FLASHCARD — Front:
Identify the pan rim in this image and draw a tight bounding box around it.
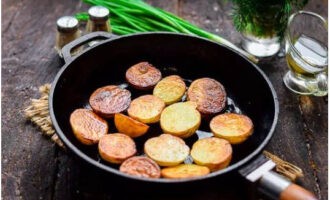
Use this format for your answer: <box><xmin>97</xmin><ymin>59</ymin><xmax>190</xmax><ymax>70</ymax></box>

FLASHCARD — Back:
<box><xmin>49</xmin><ymin>32</ymin><xmax>279</xmax><ymax>183</ymax></box>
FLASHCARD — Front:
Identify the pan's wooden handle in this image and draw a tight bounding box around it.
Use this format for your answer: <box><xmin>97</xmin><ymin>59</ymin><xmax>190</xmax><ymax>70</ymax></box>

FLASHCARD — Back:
<box><xmin>280</xmin><ymin>183</ymin><xmax>317</xmax><ymax>200</ymax></box>
<box><xmin>258</xmin><ymin>171</ymin><xmax>318</xmax><ymax>200</ymax></box>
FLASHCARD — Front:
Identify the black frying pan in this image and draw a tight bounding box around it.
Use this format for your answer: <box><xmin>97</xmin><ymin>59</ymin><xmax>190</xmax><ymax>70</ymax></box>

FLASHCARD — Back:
<box><xmin>49</xmin><ymin>32</ymin><xmax>316</xmax><ymax>199</ymax></box>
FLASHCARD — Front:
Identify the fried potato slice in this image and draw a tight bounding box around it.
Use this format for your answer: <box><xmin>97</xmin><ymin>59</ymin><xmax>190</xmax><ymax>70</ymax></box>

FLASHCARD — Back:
<box><xmin>89</xmin><ymin>85</ymin><xmax>131</xmax><ymax>118</ymax></box>
<box><xmin>120</xmin><ymin>156</ymin><xmax>161</xmax><ymax>178</ymax></box>
<box><xmin>70</xmin><ymin>109</ymin><xmax>108</xmax><ymax>145</ymax></box>
<box><xmin>127</xmin><ymin>95</ymin><xmax>165</xmax><ymax>124</ymax></box>
<box><xmin>187</xmin><ymin>78</ymin><xmax>226</xmax><ymax>115</ymax></box>
<box><xmin>144</xmin><ymin>134</ymin><xmax>190</xmax><ymax>167</ymax></box>
<box><xmin>210</xmin><ymin>113</ymin><xmax>253</xmax><ymax>144</ymax></box>
<box><xmin>153</xmin><ymin>75</ymin><xmax>186</xmax><ymax>105</ymax></box>
<box><xmin>98</xmin><ymin>133</ymin><xmax>137</xmax><ymax>164</ymax></box>
<box><xmin>114</xmin><ymin>113</ymin><xmax>149</xmax><ymax>138</ymax></box>
<box><xmin>191</xmin><ymin>137</ymin><xmax>232</xmax><ymax>171</ymax></box>
<box><xmin>160</xmin><ymin>101</ymin><xmax>201</xmax><ymax>138</ymax></box>
<box><xmin>161</xmin><ymin>164</ymin><xmax>210</xmax><ymax>179</ymax></box>
<box><xmin>125</xmin><ymin>62</ymin><xmax>162</xmax><ymax>90</ymax></box>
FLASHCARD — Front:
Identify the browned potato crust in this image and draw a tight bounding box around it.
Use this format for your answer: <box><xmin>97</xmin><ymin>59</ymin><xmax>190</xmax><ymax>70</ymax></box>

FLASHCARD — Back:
<box><xmin>126</xmin><ymin>62</ymin><xmax>162</xmax><ymax>90</ymax></box>
<box><xmin>120</xmin><ymin>156</ymin><xmax>161</xmax><ymax>178</ymax></box>
<box><xmin>153</xmin><ymin>75</ymin><xmax>186</xmax><ymax>105</ymax></box>
<box><xmin>98</xmin><ymin>133</ymin><xmax>137</xmax><ymax>164</ymax></box>
<box><xmin>127</xmin><ymin>95</ymin><xmax>165</xmax><ymax>124</ymax></box>
<box><xmin>161</xmin><ymin>164</ymin><xmax>210</xmax><ymax>179</ymax></box>
<box><xmin>191</xmin><ymin>137</ymin><xmax>232</xmax><ymax>171</ymax></box>
<box><xmin>187</xmin><ymin>78</ymin><xmax>226</xmax><ymax>115</ymax></box>
<box><xmin>89</xmin><ymin>85</ymin><xmax>131</xmax><ymax>118</ymax></box>
<box><xmin>114</xmin><ymin>113</ymin><xmax>149</xmax><ymax>138</ymax></box>
<box><xmin>210</xmin><ymin>113</ymin><xmax>253</xmax><ymax>144</ymax></box>
<box><xmin>70</xmin><ymin>109</ymin><xmax>108</xmax><ymax>145</ymax></box>
<box><xmin>144</xmin><ymin>134</ymin><xmax>190</xmax><ymax>167</ymax></box>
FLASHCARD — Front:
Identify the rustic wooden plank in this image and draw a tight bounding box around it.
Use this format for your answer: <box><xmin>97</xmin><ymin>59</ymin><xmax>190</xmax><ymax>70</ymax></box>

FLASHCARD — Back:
<box><xmin>262</xmin><ymin>62</ymin><xmax>328</xmax><ymax>200</ymax></box>
<box><xmin>2</xmin><ymin>0</ymin><xmax>87</xmax><ymax>199</ymax></box>
<box><xmin>180</xmin><ymin>0</ymin><xmax>241</xmax><ymax>45</ymax></box>
<box><xmin>298</xmin><ymin>3</ymin><xmax>328</xmax><ymax>200</ymax></box>
<box><xmin>295</xmin><ymin>3</ymin><xmax>328</xmax><ymax>197</ymax></box>
<box><xmin>299</xmin><ymin>95</ymin><xmax>328</xmax><ymax>200</ymax></box>
<box><xmin>262</xmin><ymin>1</ymin><xmax>328</xmax><ymax>199</ymax></box>
<box><xmin>179</xmin><ymin>0</ymin><xmax>327</xmax><ymax>199</ymax></box>
<box><xmin>2</xmin><ymin>0</ymin><xmax>56</xmax><ymax>199</ymax></box>
<box><xmin>259</xmin><ymin>57</ymin><xmax>319</xmax><ymax>197</ymax></box>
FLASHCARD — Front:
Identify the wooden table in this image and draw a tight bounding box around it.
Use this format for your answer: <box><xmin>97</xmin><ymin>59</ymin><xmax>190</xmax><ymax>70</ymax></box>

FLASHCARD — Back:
<box><xmin>2</xmin><ymin>0</ymin><xmax>328</xmax><ymax>199</ymax></box>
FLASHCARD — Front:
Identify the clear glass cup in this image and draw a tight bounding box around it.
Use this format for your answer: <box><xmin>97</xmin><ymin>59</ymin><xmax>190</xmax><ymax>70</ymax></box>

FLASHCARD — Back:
<box><xmin>238</xmin><ymin>4</ymin><xmax>283</xmax><ymax>57</ymax></box>
<box><xmin>283</xmin><ymin>11</ymin><xmax>328</xmax><ymax>96</ymax></box>
<box><xmin>241</xmin><ymin>34</ymin><xmax>280</xmax><ymax>58</ymax></box>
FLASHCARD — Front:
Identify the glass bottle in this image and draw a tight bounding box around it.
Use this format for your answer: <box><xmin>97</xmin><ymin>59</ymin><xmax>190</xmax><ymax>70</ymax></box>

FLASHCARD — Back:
<box><xmin>86</xmin><ymin>6</ymin><xmax>111</xmax><ymax>33</ymax></box>
<box><xmin>238</xmin><ymin>4</ymin><xmax>282</xmax><ymax>57</ymax></box>
<box><xmin>55</xmin><ymin>16</ymin><xmax>81</xmax><ymax>57</ymax></box>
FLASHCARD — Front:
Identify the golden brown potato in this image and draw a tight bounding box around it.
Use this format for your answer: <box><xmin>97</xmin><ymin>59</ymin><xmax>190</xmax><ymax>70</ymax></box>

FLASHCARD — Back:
<box><xmin>187</xmin><ymin>78</ymin><xmax>226</xmax><ymax>115</ymax></box>
<box><xmin>119</xmin><ymin>156</ymin><xmax>161</xmax><ymax>178</ymax></box>
<box><xmin>114</xmin><ymin>113</ymin><xmax>149</xmax><ymax>138</ymax></box>
<box><xmin>70</xmin><ymin>109</ymin><xmax>108</xmax><ymax>145</ymax></box>
<box><xmin>160</xmin><ymin>101</ymin><xmax>201</xmax><ymax>138</ymax></box>
<box><xmin>89</xmin><ymin>85</ymin><xmax>131</xmax><ymax>118</ymax></box>
<box><xmin>144</xmin><ymin>134</ymin><xmax>190</xmax><ymax>167</ymax></box>
<box><xmin>98</xmin><ymin>133</ymin><xmax>137</xmax><ymax>164</ymax></box>
<box><xmin>210</xmin><ymin>113</ymin><xmax>253</xmax><ymax>144</ymax></box>
<box><xmin>161</xmin><ymin>164</ymin><xmax>210</xmax><ymax>179</ymax></box>
<box><xmin>153</xmin><ymin>75</ymin><xmax>186</xmax><ymax>105</ymax></box>
<box><xmin>191</xmin><ymin>137</ymin><xmax>232</xmax><ymax>171</ymax></box>
<box><xmin>127</xmin><ymin>95</ymin><xmax>165</xmax><ymax>124</ymax></box>
<box><xmin>125</xmin><ymin>62</ymin><xmax>162</xmax><ymax>90</ymax></box>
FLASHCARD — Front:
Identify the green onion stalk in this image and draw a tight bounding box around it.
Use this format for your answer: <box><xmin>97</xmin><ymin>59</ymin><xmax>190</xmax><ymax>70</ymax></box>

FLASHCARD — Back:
<box><xmin>76</xmin><ymin>0</ymin><xmax>259</xmax><ymax>63</ymax></box>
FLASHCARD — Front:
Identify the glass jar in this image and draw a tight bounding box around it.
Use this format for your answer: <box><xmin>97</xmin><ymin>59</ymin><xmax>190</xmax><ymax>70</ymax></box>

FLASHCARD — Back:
<box><xmin>233</xmin><ymin>3</ymin><xmax>286</xmax><ymax>57</ymax></box>
<box><xmin>55</xmin><ymin>16</ymin><xmax>81</xmax><ymax>57</ymax></box>
<box><xmin>86</xmin><ymin>6</ymin><xmax>111</xmax><ymax>33</ymax></box>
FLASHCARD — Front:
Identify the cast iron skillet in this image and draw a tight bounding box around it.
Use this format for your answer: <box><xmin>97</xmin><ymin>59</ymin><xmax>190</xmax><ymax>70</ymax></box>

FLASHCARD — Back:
<box><xmin>49</xmin><ymin>32</ymin><xmax>316</xmax><ymax>199</ymax></box>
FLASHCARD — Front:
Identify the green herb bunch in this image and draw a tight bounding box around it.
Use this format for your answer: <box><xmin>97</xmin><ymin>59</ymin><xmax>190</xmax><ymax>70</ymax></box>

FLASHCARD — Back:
<box><xmin>232</xmin><ymin>0</ymin><xmax>308</xmax><ymax>38</ymax></box>
<box><xmin>76</xmin><ymin>0</ymin><xmax>259</xmax><ymax>63</ymax></box>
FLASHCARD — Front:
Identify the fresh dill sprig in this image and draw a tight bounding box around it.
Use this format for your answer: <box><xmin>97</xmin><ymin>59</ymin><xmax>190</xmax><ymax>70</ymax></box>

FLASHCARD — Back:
<box><xmin>231</xmin><ymin>0</ymin><xmax>308</xmax><ymax>38</ymax></box>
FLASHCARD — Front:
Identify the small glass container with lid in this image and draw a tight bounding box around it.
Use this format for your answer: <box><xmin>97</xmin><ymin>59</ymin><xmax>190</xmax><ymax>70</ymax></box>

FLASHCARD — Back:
<box><xmin>55</xmin><ymin>16</ymin><xmax>81</xmax><ymax>57</ymax></box>
<box><xmin>86</xmin><ymin>6</ymin><xmax>112</xmax><ymax>33</ymax></box>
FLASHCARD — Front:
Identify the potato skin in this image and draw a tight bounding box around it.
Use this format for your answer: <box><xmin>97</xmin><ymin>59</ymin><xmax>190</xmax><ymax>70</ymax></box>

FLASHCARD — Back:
<box><xmin>98</xmin><ymin>133</ymin><xmax>137</xmax><ymax>164</ymax></box>
<box><xmin>144</xmin><ymin>134</ymin><xmax>190</xmax><ymax>167</ymax></box>
<box><xmin>114</xmin><ymin>113</ymin><xmax>149</xmax><ymax>138</ymax></box>
<box><xmin>160</xmin><ymin>101</ymin><xmax>201</xmax><ymax>138</ymax></box>
<box><xmin>126</xmin><ymin>62</ymin><xmax>162</xmax><ymax>90</ymax></box>
<box><xmin>70</xmin><ymin>109</ymin><xmax>108</xmax><ymax>145</ymax></box>
<box><xmin>153</xmin><ymin>75</ymin><xmax>186</xmax><ymax>105</ymax></box>
<box><xmin>210</xmin><ymin>113</ymin><xmax>253</xmax><ymax>144</ymax></box>
<box><xmin>161</xmin><ymin>164</ymin><xmax>210</xmax><ymax>179</ymax></box>
<box><xmin>89</xmin><ymin>85</ymin><xmax>131</xmax><ymax>118</ymax></box>
<box><xmin>127</xmin><ymin>95</ymin><xmax>165</xmax><ymax>124</ymax></box>
<box><xmin>187</xmin><ymin>78</ymin><xmax>226</xmax><ymax>115</ymax></box>
<box><xmin>120</xmin><ymin>156</ymin><xmax>161</xmax><ymax>178</ymax></box>
<box><xmin>191</xmin><ymin>137</ymin><xmax>232</xmax><ymax>171</ymax></box>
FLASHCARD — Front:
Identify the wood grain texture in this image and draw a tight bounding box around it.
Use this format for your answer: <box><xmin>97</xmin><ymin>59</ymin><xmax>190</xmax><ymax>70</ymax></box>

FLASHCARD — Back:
<box><xmin>2</xmin><ymin>0</ymin><xmax>87</xmax><ymax>199</ymax></box>
<box><xmin>2</xmin><ymin>0</ymin><xmax>327</xmax><ymax>199</ymax></box>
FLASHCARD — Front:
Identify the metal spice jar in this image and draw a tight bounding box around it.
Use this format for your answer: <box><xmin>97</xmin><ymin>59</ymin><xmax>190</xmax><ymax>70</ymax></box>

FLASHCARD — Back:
<box><xmin>86</xmin><ymin>6</ymin><xmax>111</xmax><ymax>33</ymax></box>
<box><xmin>55</xmin><ymin>16</ymin><xmax>81</xmax><ymax>57</ymax></box>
